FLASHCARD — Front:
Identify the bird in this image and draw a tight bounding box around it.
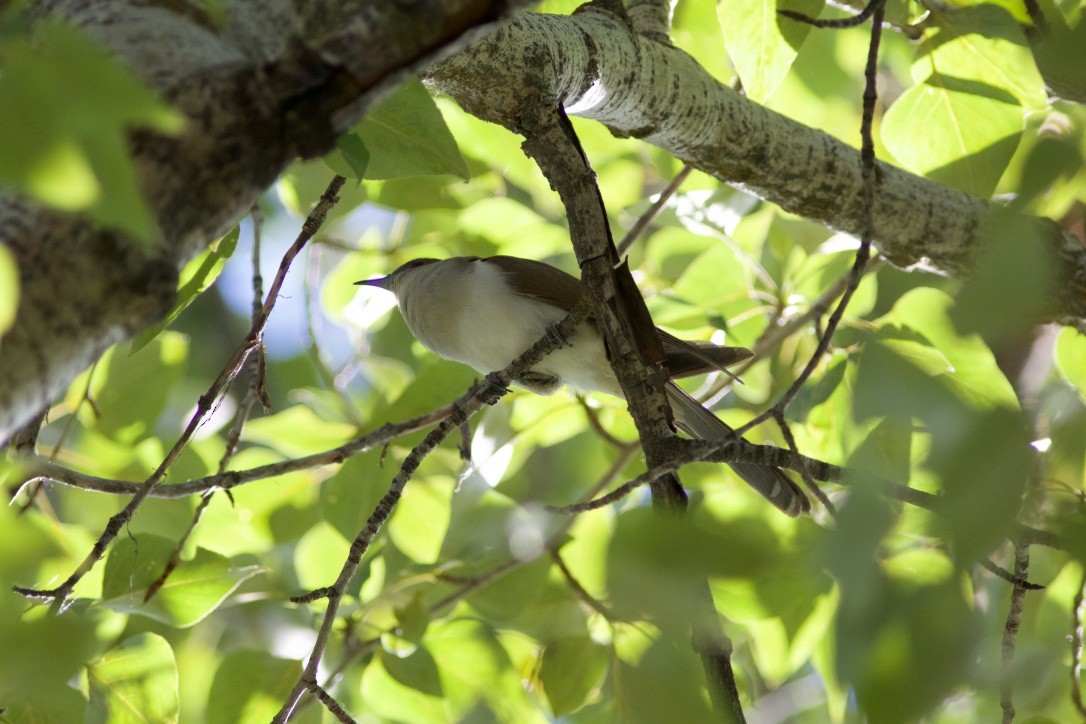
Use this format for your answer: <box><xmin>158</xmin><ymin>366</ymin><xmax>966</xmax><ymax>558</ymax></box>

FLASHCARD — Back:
<box><xmin>356</xmin><ymin>255</ymin><xmax>809</xmax><ymax>516</ymax></box>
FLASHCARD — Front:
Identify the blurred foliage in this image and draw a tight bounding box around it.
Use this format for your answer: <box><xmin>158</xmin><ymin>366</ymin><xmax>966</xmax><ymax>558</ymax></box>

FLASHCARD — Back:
<box><xmin>0</xmin><ymin>18</ymin><xmax>184</xmax><ymax>244</ymax></box>
<box><xmin>2</xmin><ymin>0</ymin><xmax>1086</xmax><ymax>722</ymax></box>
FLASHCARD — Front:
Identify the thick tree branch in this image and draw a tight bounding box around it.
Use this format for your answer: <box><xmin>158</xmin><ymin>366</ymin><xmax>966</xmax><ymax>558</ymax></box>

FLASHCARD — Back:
<box><xmin>0</xmin><ymin>0</ymin><xmax>531</xmax><ymax>442</ymax></box>
<box><xmin>425</xmin><ymin>7</ymin><xmax>1086</xmax><ymax>329</ymax></box>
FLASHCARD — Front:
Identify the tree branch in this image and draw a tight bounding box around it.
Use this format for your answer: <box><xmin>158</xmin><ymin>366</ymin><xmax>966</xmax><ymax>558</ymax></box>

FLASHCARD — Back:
<box><xmin>426</xmin><ymin>8</ymin><xmax>1086</xmax><ymax>329</ymax></box>
<box><xmin>1</xmin><ymin>0</ymin><xmax>533</xmax><ymax>442</ymax></box>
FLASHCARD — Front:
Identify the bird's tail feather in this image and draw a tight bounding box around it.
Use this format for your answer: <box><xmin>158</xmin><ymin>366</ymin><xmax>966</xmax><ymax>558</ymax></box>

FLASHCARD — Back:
<box><xmin>665</xmin><ymin>384</ymin><xmax>810</xmax><ymax>517</ymax></box>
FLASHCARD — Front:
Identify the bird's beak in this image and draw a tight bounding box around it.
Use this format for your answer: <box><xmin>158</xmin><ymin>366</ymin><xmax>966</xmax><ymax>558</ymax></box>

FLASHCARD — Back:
<box><xmin>354</xmin><ymin>276</ymin><xmax>392</xmax><ymax>290</ymax></box>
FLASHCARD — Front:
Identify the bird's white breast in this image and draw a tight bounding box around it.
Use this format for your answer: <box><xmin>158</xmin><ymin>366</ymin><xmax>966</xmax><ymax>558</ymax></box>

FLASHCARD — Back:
<box><xmin>394</xmin><ymin>259</ymin><xmax>620</xmax><ymax>396</ymax></box>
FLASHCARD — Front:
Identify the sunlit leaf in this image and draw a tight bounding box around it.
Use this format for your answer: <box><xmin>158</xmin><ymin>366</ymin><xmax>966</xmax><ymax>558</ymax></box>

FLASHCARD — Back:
<box><xmin>86</xmin><ymin>634</ymin><xmax>179</xmax><ymax>724</ymax></box>
<box><xmin>92</xmin><ymin>332</ymin><xmax>189</xmax><ymax>443</ymax></box>
<box><xmin>1056</xmin><ymin>327</ymin><xmax>1086</xmax><ymax>400</ymax></box>
<box><xmin>0</xmin><ymin>22</ymin><xmax>184</xmax><ymax>243</ymax></box>
<box><xmin>916</xmin><ymin>5</ymin><xmax>1046</xmax><ymax>109</ymax></box>
<box><xmin>293</xmin><ymin>521</ymin><xmax>351</xmax><ymax>591</ymax></box>
<box><xmin>207</xmin><ymin>651</ymin><xmax>302</xmax><ymax>724</ymax></box>
<box><xmin>131</xmin><ymin>225</ymin><xmax>240</xmax><ymax>352</ymax></box>
<box><xmin>243</xmin><ymin>405</ymin><xmax>357</xmax><ymax>458</ymax></box>
<box><xmin>0</xmin><ymin>242</ymin><xmax>18</xmax><ymax>339</ymax></box>
<box><xmin>718</xmin><ymin>0</ymin><xmax>823</xmax><ymax>102</ymax></box>
<box><xmin>102</xmin><ymin>535</ymin><xmax>262</xmax><ymax>626</ymax></box>
<box><xmin>882</xmin><ymin>82</ymin><xmax>1022</xmax><ymax>197</ymax></box>
<box><xmin>354</xmin><ymin>77</ymin><xmax>468</xmax><ymax>179</ymax></box>
<box><xmin>539</xmin><ymin>635</ymin><xmax>610</xmax><ymax>716</ymax></box>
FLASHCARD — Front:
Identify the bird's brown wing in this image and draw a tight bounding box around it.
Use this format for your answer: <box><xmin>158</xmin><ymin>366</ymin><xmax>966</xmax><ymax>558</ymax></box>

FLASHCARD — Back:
<box><xmin>484</xmin><ymin>256</ymin><xmax>584</xmax><ymax>311</ymax></box>
<box><xmin>658</xmin><ymin>330</ymin><xmax>753</xmax><ymax>379</ymax></box>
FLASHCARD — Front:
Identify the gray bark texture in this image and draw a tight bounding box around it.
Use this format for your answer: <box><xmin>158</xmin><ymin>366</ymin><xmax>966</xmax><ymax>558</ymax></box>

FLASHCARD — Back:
<box><xmin>2</xmin><ymin>1</ymin><xmax>1083</xmax><ymax>442</ymax></box>
<box><xmin>425</xmin><ymin>7</ymin><xmax>1086</xmax><ymax>323</ymax></box>
<box><xmin>0</xmin><ymin>0</ymin><xmax>529</xmax><ymax>441</ymax></box>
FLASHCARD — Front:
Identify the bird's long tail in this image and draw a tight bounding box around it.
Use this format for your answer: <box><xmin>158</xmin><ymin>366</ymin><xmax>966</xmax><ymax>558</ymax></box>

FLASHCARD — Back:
<box><xmin>665</xmin><ymin>383</ymin><xmax>810</xmax><ymax>517</ymax></box>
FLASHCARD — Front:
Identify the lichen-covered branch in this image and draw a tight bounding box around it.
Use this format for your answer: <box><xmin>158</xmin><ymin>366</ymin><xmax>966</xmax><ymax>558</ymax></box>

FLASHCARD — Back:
<box><xmin>0</xmin><ymin>0</ymin><xmax>530</xmax><ymax>442</ymax></box>
<box><xmin>426</xmin><ymin>6</ymin><xmax>1086</xmax><ymax>327</ymax></box>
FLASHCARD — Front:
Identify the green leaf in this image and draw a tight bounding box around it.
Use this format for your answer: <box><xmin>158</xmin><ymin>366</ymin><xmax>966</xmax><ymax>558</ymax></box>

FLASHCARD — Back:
<box><xmin>394</xmin><ymin>592</ymin><xmax>432</xmax><ymax>645</ymax></box>
<box><xmin>242</xmin><ymin>404</ymin><xmax>357</xmax><ymax>458</ymax></box>
<box><xmin>92</xmin><ymin>332</ymin><xmax>189</xmax><ymax>443</ymax></box>
<box><xmin>1032</xmin><ymin>17</ymin><xmax>1086</xmax><ymax>104</ymax></box>
<box><xmin>102</xmin><ymin>534</ymin><xmax>262</xmax><ymax>627</ymax></box>
<box><xmin>837</xmin><ymin>577</ymin><xmax>980</xmax><ymax>722</ymax></box>
<box><xmin>0</xmin><ymin>583</ymin><xmax>100</xmax><ymax>715</ymax></box>
<box><xmin>928</xmin><ymin>406</ymin><xmax>1032</xmax><ymax>564</ymax></box>
<box><xmin>1056</xmin><ymin>327</ymin><xmax>1086</xmax><ymax>399</ymax></box>
<box><xmin>387</xmin><ymin>473</ymin><xmax>453</xmax><ymax>565</ymax></box>
<box><xmin>612</xmin><ymin>633</ymin><xmax>716</xmax><ymax>723</ymax></box>
<box><xmin>293</xmin><ymin>521</ymin><xmax>351</xmax><ymax>591</ymax></box>
<box><xmin>86</xmin><ymin>633</ymin><xmax>179</xmax><ymax>724</ymax></box>
<box><xmin>539</xmin><ymin>636</ymin><xmax>610</xmax><ymax>716</ymax></box>
<box><xmin>852</xmin><ymin>332</ymin><xmax>954</xmax><ymax>423</ymax></box>
<box><xmin>950</xmin><ymin>209</ymin><xmax>1060</xmax><ymax>346</ymax></box>
<box><xmin>131</xmin><ymin>225</ymin><xmax>240</xmax><ymax>352</ymax></box>
<box><xmin>0</xmin><ymin>22</ymin><xmax>184</xmax><ymax>243</ymax></box>
<box><xmin>354</xmin><ymin>77</ymin><xmax>469</xmax><ymax>179</ymax></box>
<box><xmin>0</xmin><ymin>242</ymin><xmax>17</xmax><ymax>339</ymax></box>
<box><xmin>326</xmin><ymin>131</ymin><xmax>370</xmax><ymax>179</ymax></box>
<box><xmin>879</xmin><ymin>288</ymin><xmax>1019</xmax><ymax>411</ymax></box>
<box><xmin>426</xmin><ymin>618</ymin><xmax>538</xmax><ymax>721</ymax></box>
<box><xmin>382</xmin><ymin>647</ymin><xmax>444</xmax><ymax>698</ymax></box>
<box><xmin>718</xmin><ymin>0</ymin><xmax>823</xmax><ymax>102</ymax></box>
<box><xmin>277</xmin><ymin>157</ymin><xmax>367</xmax><ymax>219</ymax></box>
<box><xmin>360</xmin><ymin>653</ymin><xmax>446</xmax><ymax>721</ymax></box>
<box><xmin>607</xmin><ymin>508</ymin><xmax>781</xmax><ymax>634</ymax></box>
<box><xmin>916</xmin><ymin>6</ymin><xmax>1047</xmax><ymax>110</ymax></box>
<box><xmin>206</xmin><ymin>650</ymin><xmax>303</xmax><ymax>724</ymax></box>
<box><xmin>320</xmin><ymin>451</ymin><xmax>392</xmax><ymax>544</ymax></box>
<box><xmin>882</xmin><ymin>82</ymin><xmax>1022</xmax><ymax>197</ymax></box>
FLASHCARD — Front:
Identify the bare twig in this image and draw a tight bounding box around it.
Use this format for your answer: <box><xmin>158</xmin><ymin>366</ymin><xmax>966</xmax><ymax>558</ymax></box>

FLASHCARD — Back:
<box><xmin>272</xmin><ymin>301</ymin><xmax>592</xmax><ymax>723</ymax></box>
<box><xmin>780</xmin><ymin>0</ymin><xmax>885</xmax><ymax>28</ymax></box>
<box><xmin>310</xmin><ymin>682</ymin><xmax>356</xmax><ymax>724</ymax></box>
<box><xmin>1000</xmin><ymin>543</ymin><xmax>1030</xmax><ymax>723</ymax></box>
<box><xmin>12</xmin><ymin>177</ymin><xmax>347</xmax><ymax>611</ymax></box>
<box><xmin>977</xmin><ymin>556</ymin><xmax>1045</xmax><ymax>591</ymax></box>
<box><xmin>739</xmin><ymin>0</ymin><xmax>884</xmax><ymax>442</ymax></box>
<box><xmin>22</xmin><ymin>404</ymin><xmax>457</xmax><ymax>498</ymax></box>
<box><xmin>551</xmin><ymin>547</ymin><xmax>613</xmax><ymax>619</ymax></box>
<box><xmin>576</xmin><ymin>394</ymin><xmax>636</xmax><ymax>449</ymax></box>
<box><xmin>145</xmin><ymin>208</ymin><xmax>268</xmax><ymax>602</ymax></box>
<box><xmin>615</xmin><ymin>165</ymin><xmax>692</xmax><ymax>257</ymax></box>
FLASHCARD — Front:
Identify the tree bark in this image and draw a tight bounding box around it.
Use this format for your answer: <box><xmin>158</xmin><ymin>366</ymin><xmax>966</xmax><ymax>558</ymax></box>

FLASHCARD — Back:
<box><xmin>425</xmin><ymin>6</ymin><xmax>1086</xmax><ymax>325</ymax></box>
<box><xmin>0</xmin><ymin>0</ymin><xmax>530</xmax><ymax>441</ymax></box>
<box><xmin>2</xmin><ymin>1</ymin><xmax>1084</xmax><ymax>442</ymax></box>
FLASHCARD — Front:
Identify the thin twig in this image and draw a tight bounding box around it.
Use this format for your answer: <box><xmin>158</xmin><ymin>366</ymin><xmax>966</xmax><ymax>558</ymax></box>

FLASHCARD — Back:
<box><xmin>12</xmin><ymin>176</ymin><xmax>347</xmax><ymax>611</ymax></box>
<box><xmin>145</xmin><ymin>208</ymin><xmax>268</xmax><ymax>602</ymax></box>
<box><xmin>615</xmin><ymin>165</ymin><xmax>692</xmax><ymax>257</ymax></box>
<box><xmin>272</xmin><ymin>302</ymin><xmax>592</xmax><ymax>723</ymax></box>
<box><xmin>780</xmin><ymin>0</ymin><xmax>885</xmax><ymax>28</ymax></box>
<box><xmin>309</xmin><ymin>682</ymin><xmax>356</xmax><ymax>724</ymax></box>
<box><xmin>977</xmin><ymin>556</ymin><xmax>1045</xmax><ymax>591</ymax></box>
<box><xmin>576</xmin><ymin>394</ymin><xmax>635</xmax><ymax>449</ymax></box>
<box><xmin>736</xmin><ymin>0</ymin><xmax>884</xmax><ymax>440</ymax></box>
<box><xmin>23</xmin><ymin>404</ymin><xmax>457</xmax><ymax>498</ymax></box>
<box><xmin>1000</xmin><ymin>543</ymin><xmax>1030</xmax><ymax>723</ymax></box>
<box><xmin>551</xmin><ymin>548</ymin><xmax>614</xmax><ymax>619</ymax></box>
